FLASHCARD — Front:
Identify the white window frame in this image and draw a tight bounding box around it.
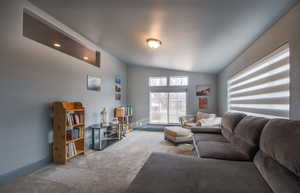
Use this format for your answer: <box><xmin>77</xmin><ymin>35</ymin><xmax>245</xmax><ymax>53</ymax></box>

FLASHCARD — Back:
<box><xmin>149</xmin><ymin>76</ymin><xmax>167</xmax><ymax>87</ymax></box>
<box><xmin>149</xmin><ymin>91</ymin><xmax>187</xmax><ymax>124</ymax></box>
<box><xmin>169</xmin><ymin>76</ymin><xmax>189</xmax><ymax>86</ymax></box>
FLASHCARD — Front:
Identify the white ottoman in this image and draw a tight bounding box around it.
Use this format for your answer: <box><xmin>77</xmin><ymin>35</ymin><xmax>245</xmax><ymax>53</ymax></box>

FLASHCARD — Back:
<box><xmin>164</xmin><ymin>126</ymin><xmax>193</xmax><ymax>145</ymax></box>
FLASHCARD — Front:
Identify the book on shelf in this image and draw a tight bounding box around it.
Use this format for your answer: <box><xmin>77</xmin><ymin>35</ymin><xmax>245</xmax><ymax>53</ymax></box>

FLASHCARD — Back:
<box><xmin>66</xmin><ymin>127</ymin><xmax>81</xmax><ymax>141</ymax></box>
<box><xmin>74</xmin><ymin>114</ymin><xmax>80</xmax><ymax>124</ymax></box>
<box><xmin>67</xmin><ymin>142</ymin><xmax>77</xmax><ymax>158</ymax></box>
<box><xmin>66</xmin><ymin>112</ymin><xmax>82</xmax><ymax>127</ymax></box>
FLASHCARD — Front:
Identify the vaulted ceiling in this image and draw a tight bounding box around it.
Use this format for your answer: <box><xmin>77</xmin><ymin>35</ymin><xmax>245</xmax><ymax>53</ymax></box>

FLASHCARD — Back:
<box><xmin>29</xmin><ymin>0</ymin><xmax>299</xmax><ymax>73</ymax></box>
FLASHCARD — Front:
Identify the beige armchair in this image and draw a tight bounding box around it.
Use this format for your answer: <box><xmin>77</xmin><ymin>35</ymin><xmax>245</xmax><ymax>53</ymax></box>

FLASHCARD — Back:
<box><xmin>179</xmin><ymin>112</ymin><xmax>222</xmax><ymax>129</ymax></box>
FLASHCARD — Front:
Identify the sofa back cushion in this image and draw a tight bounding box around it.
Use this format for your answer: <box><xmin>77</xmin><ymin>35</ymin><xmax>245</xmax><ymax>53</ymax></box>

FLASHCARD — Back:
<box><xmin>254</xmin><ymin>119</ymin><xmax>300</xmax><ymax>193</ymax></box>
<box><xmin>259</xmin><ymin>119</ymin><xmax>300</xmax><ymax>177</ymax></box>
<box><xmin>254</xmin><ymin>151</ymin><xmax>300</xmax><ymax>193</ymax></box>
<box><xmin>231</xmin><ymin>116</ymin><xmax>269</xmax><ymax>159</ymax></box>
<box><xmin>221</xmin><ymin>112</ymin><xmax>246</xmax><ymax>141</ymax></box>
<box><xmin>196</xmin><ymin>112</ymin><xmax>210</xmax><ymax>121</ymax></box>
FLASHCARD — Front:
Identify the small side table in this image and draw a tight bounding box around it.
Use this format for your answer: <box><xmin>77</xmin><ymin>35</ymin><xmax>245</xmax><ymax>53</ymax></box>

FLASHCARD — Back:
<box><xmin>91</xmin><ymin>124</ymin><xmax>119</xmax><ymax>151</ymax></box>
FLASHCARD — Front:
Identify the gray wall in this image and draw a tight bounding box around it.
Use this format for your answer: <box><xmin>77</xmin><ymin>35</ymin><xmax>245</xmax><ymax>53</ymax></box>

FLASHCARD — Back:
<box><xmin>127</xmin><ymin>66</ymin><xmax>217</xmax><ymax>122</ymax></box>
<box><xmin>217</xmin><ymin>2</ymin><xmax>300</xmax><ymax>120</ymax></box>
<box><xmin>0</xmin><ymin>0</ymin><xmax>127</xmax><ymax>177</ymax></box>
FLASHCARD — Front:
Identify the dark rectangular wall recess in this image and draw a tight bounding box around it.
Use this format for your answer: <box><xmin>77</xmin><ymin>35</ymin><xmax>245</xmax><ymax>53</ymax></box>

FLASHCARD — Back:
<box><xmin>23</xmin><ymin>10</ymin><xmax>100</xmax><ymax>67</ymax></box>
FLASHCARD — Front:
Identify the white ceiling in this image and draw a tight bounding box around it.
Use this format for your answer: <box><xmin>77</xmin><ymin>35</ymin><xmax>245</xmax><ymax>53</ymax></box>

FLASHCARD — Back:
<box><xmin>29</xmin><ymin>0</ymin><xmax>299</xmax><ymax>73</ymax></box>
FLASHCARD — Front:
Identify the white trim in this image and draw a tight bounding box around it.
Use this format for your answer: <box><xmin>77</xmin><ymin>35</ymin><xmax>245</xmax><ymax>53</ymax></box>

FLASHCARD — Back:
<box><xmin>169</xmin><ymin>76</ymin><xmax>189</xmax><ymax>86</ymax></box>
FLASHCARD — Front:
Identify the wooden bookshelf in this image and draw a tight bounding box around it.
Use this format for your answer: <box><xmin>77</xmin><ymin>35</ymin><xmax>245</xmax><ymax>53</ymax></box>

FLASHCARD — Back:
<box><xmin>53</xmin><ymin>102</ymin><xmax>85</xmax><ymax>164</ymax></box>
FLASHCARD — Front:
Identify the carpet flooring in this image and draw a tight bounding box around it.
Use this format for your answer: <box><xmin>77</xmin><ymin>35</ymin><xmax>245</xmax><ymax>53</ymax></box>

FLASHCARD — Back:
<box><xmin>0</xmin><ymin>131</ymin><xmax>194</xmax><ymax>193</ymax></box>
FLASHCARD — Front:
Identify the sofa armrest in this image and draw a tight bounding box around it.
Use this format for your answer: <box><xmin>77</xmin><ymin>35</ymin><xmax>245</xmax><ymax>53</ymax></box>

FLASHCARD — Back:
<box><xmin>179</xmin><ymin>115</ymin><xmax>196</xmax><ymax>127</ymax></box>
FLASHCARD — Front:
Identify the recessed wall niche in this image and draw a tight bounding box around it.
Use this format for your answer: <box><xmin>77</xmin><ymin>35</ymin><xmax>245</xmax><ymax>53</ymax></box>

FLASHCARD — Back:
<box><xmin>23</xmin><ymin>9</ymin><xmax>100</xmax><ymax>67</ymax></box>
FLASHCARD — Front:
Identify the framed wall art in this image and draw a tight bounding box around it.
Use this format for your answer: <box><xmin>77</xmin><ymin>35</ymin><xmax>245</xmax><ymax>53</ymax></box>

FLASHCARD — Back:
<box><xmin>199</xmin><ymin>97</ymin><xmax>208</xmax><ymax>109</ymax></box>
<box><xmin>87</xmin><ymin>75</ymin><xmax>101</xmax><ymax>92</ymax></box>
<box><xmin>196</xmin><ymin>85</ymin><xmax>210</xmax><ymax>96</ymax></box>
<box><xmin>115</xmin><ymin>75</ymin><xmax>122</xmax><ymax>101</ymax></box>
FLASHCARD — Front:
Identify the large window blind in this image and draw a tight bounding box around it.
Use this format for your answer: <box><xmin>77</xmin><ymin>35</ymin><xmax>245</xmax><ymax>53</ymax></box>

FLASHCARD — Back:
<box><xmin>228</xmin><ymin>44</ymin><xmax>290</xmax><ymax>119</ymax></box>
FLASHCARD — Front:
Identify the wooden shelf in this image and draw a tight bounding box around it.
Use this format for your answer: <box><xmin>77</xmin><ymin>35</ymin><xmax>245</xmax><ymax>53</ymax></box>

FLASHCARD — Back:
<box><xmin>66</xmin><ymin>109</ymin><xmax>85</xmax><ymax>112</ymax></box>
<box><xmin>66</xmin><ymin>123</ymin><xmax>84</xmax><ymax>128</ymax></box>
<box><xmin>66</xmin><ymin>137</ymin><xmax>84</xmax><ymax>144</ymax></box>
<box><xmin>67</xmin><ymin>150</ymin><xmax>84</xmax><ymax>160</ymax></box>
<box><xmin>53</xmin><ymin>102</ymin><xmax>86</xmax><ymax>164</ymax></box>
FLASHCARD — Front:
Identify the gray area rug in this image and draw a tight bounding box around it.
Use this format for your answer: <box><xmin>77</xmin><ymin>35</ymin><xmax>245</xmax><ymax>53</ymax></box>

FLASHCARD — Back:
<box><xmin>0</xmin><ymin>131</ymin><xmax>194</xmax><ymax>193</ymax></box>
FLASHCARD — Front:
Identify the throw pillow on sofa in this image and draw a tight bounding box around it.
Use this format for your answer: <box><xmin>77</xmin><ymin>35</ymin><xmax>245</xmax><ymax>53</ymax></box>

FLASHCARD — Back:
<box><xmin>196</xmin><ymin>117</ymin><xmax>222</xmax><ymax>127</ymax></box>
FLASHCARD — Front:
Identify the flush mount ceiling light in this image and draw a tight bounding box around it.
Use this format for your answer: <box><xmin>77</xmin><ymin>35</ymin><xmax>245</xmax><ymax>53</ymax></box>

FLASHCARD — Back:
<box><xmin>53</xmin><ymin>43</ymin><xmax>61</xmax><ymax>48</ymax></box>
<box><xmin>83</xmin><ymin>56</ymin><xmax>89</xmax><ymax>60</ymax></box>
<box><xmin>147</xmin><ymin>38</ymin><xmax>162</xmax><ymax>49</ymax></box>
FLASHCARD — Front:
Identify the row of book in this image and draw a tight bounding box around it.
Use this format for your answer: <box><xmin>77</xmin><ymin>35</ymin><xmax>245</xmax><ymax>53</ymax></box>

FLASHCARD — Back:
<box><xmin>66</xmin><ymin>127</ymin><xmax>81</xmax><ymax>141</ymax></box>
<box><xmin>125</xmin><ymin>105</ymin><xmax>133</xmax><ymax>116</ymax></box>
<box><xmin>66</xmin><ymin>112</ymin><xmax>81</xmax><ymax>126</ymax></box>
<box><xmin>67</xmin><ymin>142</ymin><xmax>77</xmax><ymax>158</ymax></box>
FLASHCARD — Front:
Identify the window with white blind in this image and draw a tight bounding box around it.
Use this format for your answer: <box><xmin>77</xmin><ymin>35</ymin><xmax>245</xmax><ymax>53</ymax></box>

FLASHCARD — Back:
<box><xmin>227</xmin><ymin>44</ymin><xmax>290</xmax><ymax>119</ymax></box>
<box><xmin>169</xmin><ymin>76</ymin><xmax>189</xmax><ymax>86</ymax></box>
<box><xmin>149</xmin><ymin>77</ymin><xmax>167</xmax><ymax>87</ymax></box>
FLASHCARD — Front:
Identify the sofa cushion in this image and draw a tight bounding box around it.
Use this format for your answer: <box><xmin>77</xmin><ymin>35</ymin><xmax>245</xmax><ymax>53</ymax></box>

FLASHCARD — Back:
<box><xmin>259</xmin><ymin>119</ymin><xmax>300</xmax><ymax>177</ymax></box>
<box><xmin>197</xmin><ymin>117</ymin><xmax>222</xmax><ymax>127</ymax></box>
<box><xmin>184</xmin><ymin>122</ymin><xmax>198</xmax><ymax>128</ymax></box>
<box><xmin>231</xmin><ymin>116</ymin><xmax>269</xmax><ymax>160</ymax></box>
<box><xmin>254</xmin><ymin>151</ymin><xmax>300</xmax><ymax>193</ymax></box>
<box><xmin>196</xmin><ymin>112</ymin><xmax>210</xmax><ymax>121</ymax></box>
<box><xmin>221</xmin><ymin>112</ymin><xmax>246</xmax><ymax>141</ymax></box>
<box><xmin>222</xmin><ymin>127</ymin><xmax>233</xmax><ymax>141</ymax></box>
<box><xmin>125</xmin><ymin>153</ymin><xmax>273</xmax><ymax>193</ymax></box>
<box><xmin>193</xmin><ymin>134</ymin><xmax>228</xmax><ymax>157</ymax></box>
<box><xmin>193</xmin><ymin>133</ymin><xmax>228</xmax><ymax>144</ymax></box>
<box><xmin>197</xmin><ymin>141</ymin><xmax>251</xmax><ymax>161</ymax></box>
<box><xmin>164</xmin><ymin>127</ymin><xmax>191</xmax><ymax>137</ymax></box>
<box><xmin>191</xmin><ymin>126</ymin><xmax>221</xmax><ymax>134</ymax></box>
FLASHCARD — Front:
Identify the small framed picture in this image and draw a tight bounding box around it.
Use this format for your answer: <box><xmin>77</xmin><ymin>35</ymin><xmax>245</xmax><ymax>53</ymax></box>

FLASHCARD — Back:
<box><xmin>115</xmin><ymin>84</ymin><xmax>121</xmax><ymax>92</ymax></box>
<box><xmin>87</xmin><ymin>75</ymin><xmax>101</xmax><ymax>92</ymax></box>
<box><xmin>199</xmin><ymin>97</ymin><xmax>208</xmax><ymax>109</ymax></box>
<box><xmin>115</xmin><ymin>93</ymin><xmax>121</xmax><ymax>101</ymax></box>
<box><xmin>115</xmin><ymin>75</ymin><xmax>122</xmax><ymax>85</ymax></box>
<box><xmin>196</xmin><ymin>85</ymin><xmax>211</xmax><ymax>96</ymax></box>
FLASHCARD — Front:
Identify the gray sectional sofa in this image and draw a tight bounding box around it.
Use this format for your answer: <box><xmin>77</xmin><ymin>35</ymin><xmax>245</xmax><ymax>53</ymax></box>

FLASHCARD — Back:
<box><xmin>194</xmin><ymin>113</ymin><xmax>269</xmax><ymax>161</ymax></box>
<box><xmin>124</xmin><ymin>113</ymin><xmax>300</xmax><ymax>193</ymax></box>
